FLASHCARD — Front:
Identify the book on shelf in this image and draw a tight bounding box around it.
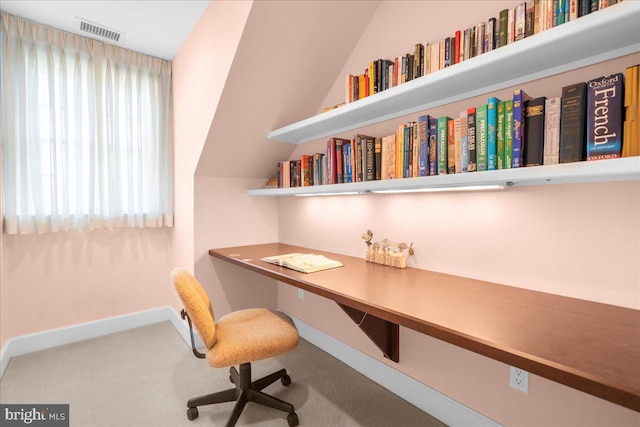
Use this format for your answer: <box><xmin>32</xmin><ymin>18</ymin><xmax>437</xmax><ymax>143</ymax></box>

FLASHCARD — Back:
<box><xmin>504</xmin><ymin>100</ymin><xmax>514</xmax><ymax>169</ymax></box>
<box><xmin>515</xmin><ymin>2</ymin><xmax>527</xmax><ymax>41</ymax></box>
<box><xmin>487</xmin><ymin>96</ymin><xmax>500</xmax><ymax>170</ymax></box>
<box><xmin>476</xmin><ymin>104</ymin><xmax>488</xmax><ymax>171</ymax></box>
<box><xmin>418</xmin><ymin>115</ymin><xmax>430</xmax><ymax>177</ymax></box>
<box><xmin>466</xmin><ymin>107</ymin><xmax>477</xmax><ymax>172</ymax></box>
<box><xmin>375</xmin><ymin>137</ymin><xmax>382</xmax><ymax>180</ymax></box>
<box><xmin>447</xmin><ymin>118</ymin><xmax>456</xmax><ymax>174</ymax></box>
<box><xmin>560</xmin><ymin>82</ymin><xmax>587</xmax><ymax>163</ymax></box>
<box><xmin>496</xmin><ymin>100</ymin><xmax>506</xmax><ymax>169</ymax></box>
<box><xmin>300</xmin><ymin>155</ymin><xmax>312</xmax><ymax>187</ymax></box>
<box><xmin>381</xmin><ymin>134</ymin><xmax>396</xmax><ymax>179</ymax></box>
<box><xmin>412</xmin><ymin>122</ymin><xmax>420</xmax><ymax>177</ymax></box>
<box><xmin>513</xmin><ymin>89</ymin><xmax>531</xmax><ymax>168</ymax></box>
<box><xmin>544</xmin><ymin>97</ymin><xmax>562</xmax><ymax>165</ymax></box>
<box><xmin>623</xmin><ymin>64</ymin><xmax>639</xmax><ymax>157</ymax></box>
<box><xmin>586</xmin><ymin>73</ymin><xmax>624</xmax><ymax>160</ymax></box>
<box><xmin>354</xmin><ymin>136</ymin><xmax>364</xmax><ymax>182</ymax></box>
<box><xmin>437</xmin><ymin>116</ymin><xmax>450</xmax><ymax>174</ymax></box>
<box><xmin>524</xmin><ymin>96</ymin><xmax>547</xmax><ymax>166</ymax></box>
<box><xmin>454</xmin><ymin>117</ymin><xmax>462</xmax><ymax>173</ymax></box>
<box><xmin>460</xmin><ymin>111</ymin><xmax>469</xmax><ymax>173</ymax></box>
<box><xmin>260</xmin><ymin>253</ymin><xmax>344</xmax><ymax>274</ymax></box>
<box><xmin>428</xmin><ymin>117</ymin><xmax>438</xmax><ymax>175</ymax></box>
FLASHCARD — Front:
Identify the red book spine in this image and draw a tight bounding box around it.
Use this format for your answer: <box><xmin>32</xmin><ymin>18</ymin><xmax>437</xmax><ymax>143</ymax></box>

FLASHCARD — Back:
<box><xmin>454</xmin><ymin>30</ymin><xmax>461</xmax><ymax>64</ymax></box>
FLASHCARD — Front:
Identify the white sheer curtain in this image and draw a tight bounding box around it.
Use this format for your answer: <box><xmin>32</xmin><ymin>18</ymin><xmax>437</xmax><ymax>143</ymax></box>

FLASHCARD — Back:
<box><xmin>1</xmin><ymin>12</ymin><xmax>173</xmax><ymax>234</ymax></box>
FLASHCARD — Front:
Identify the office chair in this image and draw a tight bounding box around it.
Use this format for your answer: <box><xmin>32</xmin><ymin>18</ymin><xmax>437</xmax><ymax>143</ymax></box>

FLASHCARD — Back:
<box><xmin>171</xmin><ymin>268</ymin><xmax>300</xmax><ymax>427</ymax></box>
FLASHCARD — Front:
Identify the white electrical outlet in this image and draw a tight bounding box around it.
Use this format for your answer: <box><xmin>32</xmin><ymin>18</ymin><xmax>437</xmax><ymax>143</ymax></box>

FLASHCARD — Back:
<box><xmin>509</xmin><ymin>366</ymin><xmax>529</xmax><ymax>393</ymax></box>
<box><xmin>297</xmin><ymin>288</ymin><xmax>305</xmax><ymax>299</ymax></box>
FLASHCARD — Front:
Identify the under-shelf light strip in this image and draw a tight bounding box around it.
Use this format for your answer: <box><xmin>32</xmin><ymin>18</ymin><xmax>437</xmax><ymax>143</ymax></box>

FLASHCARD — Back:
<box><xmin>371</xmin><ymin>184</ymin><xmax>508</xmax><ymax>194</ymax></box>
<box><xmin>294</xmin><ymin>184</ymin><xmax>508</xmax><ymax>196</ymax></box>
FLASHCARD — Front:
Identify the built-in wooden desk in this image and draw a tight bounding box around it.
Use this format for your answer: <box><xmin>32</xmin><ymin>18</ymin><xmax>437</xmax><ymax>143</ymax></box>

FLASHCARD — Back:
<box><xmin>209</xmin><ymin>243</ymin><xmax>640</xmax><ymax>412</ymax></box>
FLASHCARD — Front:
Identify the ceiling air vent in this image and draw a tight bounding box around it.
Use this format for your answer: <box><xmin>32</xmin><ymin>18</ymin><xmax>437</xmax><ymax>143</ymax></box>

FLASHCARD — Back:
<box><xmin>75</xmin><ymin>17</ymin><xmax>124</xmax><ymax>43</ymax></box>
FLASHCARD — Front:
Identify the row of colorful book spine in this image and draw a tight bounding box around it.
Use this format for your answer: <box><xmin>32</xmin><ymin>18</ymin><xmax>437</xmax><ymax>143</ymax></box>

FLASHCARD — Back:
<box><xmin>275</xmin><ymin>65</ymin><xmax>637</xmax><ymax>188</ymax></box>
<box><xmin>345</xmin><ymin>0</ymin><xmax>622</xmax><ymax>104</ymax></box>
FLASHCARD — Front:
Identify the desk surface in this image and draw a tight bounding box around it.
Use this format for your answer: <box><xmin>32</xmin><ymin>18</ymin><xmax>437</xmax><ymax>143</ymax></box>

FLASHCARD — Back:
<box><xmin>209</xmin><ymin>242</ymin><xmax>640</xmax><ymax>411</ymax></box>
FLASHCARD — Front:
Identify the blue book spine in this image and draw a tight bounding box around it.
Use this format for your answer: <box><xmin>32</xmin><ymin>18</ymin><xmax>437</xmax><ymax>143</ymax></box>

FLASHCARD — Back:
<box><xmin>487</xmin><ymin>97</ymin><xmax>500</xmax><ymax>170</ymax></box>
<box><xmin>345</xmin><ymin>142</ymin><xmax>352</xmax><ymax>183</ymax></box>
<box><xmin>418</xmin><ymin>115</ymin><xmax>429</xmax><ymax>176</ymax></box>
<box><xmin>428</xmin><ymin>117</ymin><xmax>438</xmax><ymax>176</ymax></box>
<box><xmin>586</xmin><ymin>73</ymin><xmax>623</xmax><ymax>160</ymax></box>
<box><xmin>512</xmin><ymin>89</ymin><xmax>530</xmax><ymax>168</ymax></box>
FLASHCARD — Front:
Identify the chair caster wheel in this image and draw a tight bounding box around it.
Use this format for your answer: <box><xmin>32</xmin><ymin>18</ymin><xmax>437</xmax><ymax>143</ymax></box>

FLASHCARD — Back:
<box><xmin>287</xmin><ymin>412</ymin><xmax>299</xmax><ymax>426</ymax></box>
<box><xmin>281</xmin><ymin>374</ymin><xmax>291</xmax><ymax>386</ymax></box>
<box><xmin>187</xmin><ymin>407</ymin><xmax>199</xmax><ymax>420</ymax></box>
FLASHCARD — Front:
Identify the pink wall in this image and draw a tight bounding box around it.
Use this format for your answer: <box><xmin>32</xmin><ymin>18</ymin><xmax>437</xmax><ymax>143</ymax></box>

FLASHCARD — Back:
<box><xmin>171</xmin><ymin>0</ymin><xmax>253</xmax><ymax>286</ymax></box>
<box><xmin>1</xmin><ymin>228</ymin><xmax>174</xmax><ymax>349</ymax></box>
<box><xmin>275</xmin><ymin>1</ymin><xmax>640</xmax><ymax>425</ymax></box>
<box><xmin>194</xmin><ymin>176</ymin><xmax>279</xmax><ymax>317</ymax></box>
<box><xmin>277</xmin><ymin>183</ymin><xmax>640</xmax><ymax>426</ymax></box>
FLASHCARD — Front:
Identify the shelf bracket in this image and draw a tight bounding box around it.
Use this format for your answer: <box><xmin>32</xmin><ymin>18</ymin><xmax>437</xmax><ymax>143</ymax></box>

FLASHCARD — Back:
<box><xmin>337</xmin><ymin>303</ymin><xmax>399</xmax><ymax>363</ymax></box>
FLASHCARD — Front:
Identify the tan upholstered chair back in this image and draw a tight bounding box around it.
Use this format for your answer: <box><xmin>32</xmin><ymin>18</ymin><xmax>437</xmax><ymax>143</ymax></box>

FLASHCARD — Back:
<box><xmin>172</xmin><ymin>268</ymin><xmax>217</xmax><ymax>349</ymax></box>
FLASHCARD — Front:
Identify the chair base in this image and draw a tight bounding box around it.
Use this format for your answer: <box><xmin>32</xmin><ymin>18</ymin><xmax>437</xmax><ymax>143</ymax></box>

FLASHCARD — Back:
<box><xmin>186</xmin><ymin>362</ymin><xmax>298</xmax><ymax>427</ymax></box>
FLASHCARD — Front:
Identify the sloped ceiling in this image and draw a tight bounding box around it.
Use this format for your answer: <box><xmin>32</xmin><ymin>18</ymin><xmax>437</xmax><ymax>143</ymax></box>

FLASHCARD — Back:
<box><xmin>195</xmin><ymin>0</ymin><xmax>381</xmax><ymax>178</ymax></box>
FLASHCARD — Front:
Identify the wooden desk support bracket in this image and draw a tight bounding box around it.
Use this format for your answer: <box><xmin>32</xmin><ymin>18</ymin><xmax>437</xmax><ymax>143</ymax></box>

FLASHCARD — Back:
<box><xmin>338</xmin><ymin>303</ymin><xmax>400</xmax><ymax>363</ymax></box>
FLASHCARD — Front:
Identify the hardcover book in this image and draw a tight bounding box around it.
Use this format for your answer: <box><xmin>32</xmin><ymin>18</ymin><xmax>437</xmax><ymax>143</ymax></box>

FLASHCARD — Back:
<box><xmin>623</xmin><ymin>65</ymin><xmax>639</xmax><ymax>157</ymax></box>
<box><xmin>375</xmin><ymin>137</ymin><xmax>382</xmax><ymax>180</ymax></box>
<box><xmin>467</xmin><ymin>107</ymin><xmax>477</xmax><ymax>172</ymax></box>
<box><xmin>586</xmin><ymin>73</ymin><xmax>624</xmax><ymax>160</ymax></box>
<box><xmin>437</xmin><ymin>116</ymin><xmax>451</xmax><ymax>175</ymax></box>
<box><xmin>381</xmin><ymin>134</ymin><xmax>397</xmax><ymax>179</ymax></box>
<box><xmin>505</xmin><ymin>100</ymin><xmax>514</xmax><ymax>169</ymax></box>
<box><xmin>428</xmin><ymin>117</ymin><xmax>439</xmax><ymax>175</ymax></box>
<box><xmin>513</xmin><ymin>89</ymin><xmax>531</xmax><ymax>168</ymax></box>
<box><xmin>497</xmin><ymin>100</ymin><xmax>506</xmax><ymax>169</ymax></box>
<box><xmin>460</xmin><ymin>112</ymin><xmax>469</xmax><ymax>173</ymax></box>
<box><xmin>447</xmin><ymin>118</ymin><xmax>456</xmax><ymax>174</ymax></box>
<box><xmin>499</xmin><ymin>9</ymin><xmax>509</xmax><ymax>47</ymax></box>
<box><xmin>524</xmin><ymin>96</ymin><xmax>547</xmax><ymax>166</ymax></box>
<box><xmin>454</xmin><ymin>117</ymin><xmax>462</xmax><ymax>173</ymax></box>
<box><xmin>418</xmin><ymin>115</ymin><xmax>430</xmax><ymax>176</ymax></box>
<box><xmin>544</xmin><ymin>97</ymin><xmax>561</xmax><ymax>164</ymax></box>
<box><xmin>560</xmin><ymin>82</ymin><xmax>587</xmax><ymax>163</ymax></box>
<box><xmin>300</xmin><ymin>154</ymin><xmax>312</xmax><ymax>187</ymax></box>
<box><xmin>487</xmin><ymin>96</ymin><xmax>500</xmax><ymax>170</ymax></box>
<box><xmin>365</xmin><ymin>135</ymin><xmax>376</xmax><ymax>180</ymax></box>
<box><xmin>412</xmin><ymin>122</ymin><xmax>419</xmax><ymax>177</ymax></box>
<box><xmin>476</xmin><ymin>105</ymin><xmax>488</xmax><ymax>171</ymax></box>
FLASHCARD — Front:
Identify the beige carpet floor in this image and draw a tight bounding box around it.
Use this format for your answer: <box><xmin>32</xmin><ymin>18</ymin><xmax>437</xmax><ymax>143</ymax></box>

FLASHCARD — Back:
<box><xmin>0</xmin><ymin>321</ymin><xmax>447</xmax><ymax>427</ymax></box>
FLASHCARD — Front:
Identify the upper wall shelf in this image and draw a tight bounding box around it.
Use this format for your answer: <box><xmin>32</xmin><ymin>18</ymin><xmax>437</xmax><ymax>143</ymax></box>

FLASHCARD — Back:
<box><xmin>247</xmin><ymin>157</ymin><xmax>640</xmax><ymax>196</ymax></box>
<box><xmin>268</xmin><ymin>1</ymin><xmax>640</xmax><ymax>144</ymax></box>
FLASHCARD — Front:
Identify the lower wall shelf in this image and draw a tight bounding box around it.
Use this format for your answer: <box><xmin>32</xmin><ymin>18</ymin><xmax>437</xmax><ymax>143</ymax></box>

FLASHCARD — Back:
<box><xmin>247</xmin><ymin>157</ymin><xmax>640</xmax><ymax>196</ymax></box>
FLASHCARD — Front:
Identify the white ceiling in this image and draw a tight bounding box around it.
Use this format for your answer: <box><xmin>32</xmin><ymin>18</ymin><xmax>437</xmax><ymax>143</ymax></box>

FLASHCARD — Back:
<box><xmin>0</xmin><ymin>0</ymin><xmax>210</xmax><ymax>60</ymax></box>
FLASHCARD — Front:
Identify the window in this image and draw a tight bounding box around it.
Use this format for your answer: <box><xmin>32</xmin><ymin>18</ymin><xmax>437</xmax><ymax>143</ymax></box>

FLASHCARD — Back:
<box><xmin>1</xmin><ymin>12</ymin><xmax>173</xmax><ymax>234</ymax></box>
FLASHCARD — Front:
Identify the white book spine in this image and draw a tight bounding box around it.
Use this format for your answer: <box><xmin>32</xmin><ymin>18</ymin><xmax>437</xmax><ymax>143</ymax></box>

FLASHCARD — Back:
<box><xmin>544</xmin><ymin>97</ymin><xmax>561</xmax><ymax>165</ymax></box>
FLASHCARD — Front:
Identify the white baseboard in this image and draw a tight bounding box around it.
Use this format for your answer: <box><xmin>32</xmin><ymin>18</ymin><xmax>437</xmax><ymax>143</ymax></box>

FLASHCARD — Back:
<box><xmin>0</xmin><ymin>307</ymin><xmax>498</xmax><ymax>427</ymax></box>
<box><xmin>289</xmin><ymin>315</ymin><xmax>502</xmax><ymax>427</ymax></box>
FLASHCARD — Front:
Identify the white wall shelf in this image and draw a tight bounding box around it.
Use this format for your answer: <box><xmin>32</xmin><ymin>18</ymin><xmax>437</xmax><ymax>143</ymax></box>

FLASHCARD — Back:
<box><xmin>268</xmin><ymin>1</ymin><xmax>640</xmax><ymax>145</ymax></box>
<box><xmin>247</xmin><ymin>157</ymin><xmax>640</xmax><ymax>196</ymax></box>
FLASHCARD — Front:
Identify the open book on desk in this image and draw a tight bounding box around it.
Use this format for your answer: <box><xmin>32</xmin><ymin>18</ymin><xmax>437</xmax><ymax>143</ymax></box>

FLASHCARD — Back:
<box><xmin>260</xmin><ymin>253</ymin><xmax>344</xmax><ymax>274</ymax></box>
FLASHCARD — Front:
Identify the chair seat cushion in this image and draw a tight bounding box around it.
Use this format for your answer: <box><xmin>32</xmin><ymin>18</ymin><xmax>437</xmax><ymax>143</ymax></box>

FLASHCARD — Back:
<box><xmin>207</xmin><ymin>308</ymin><xmax>299</xmax><ymax>368</ymax></box>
